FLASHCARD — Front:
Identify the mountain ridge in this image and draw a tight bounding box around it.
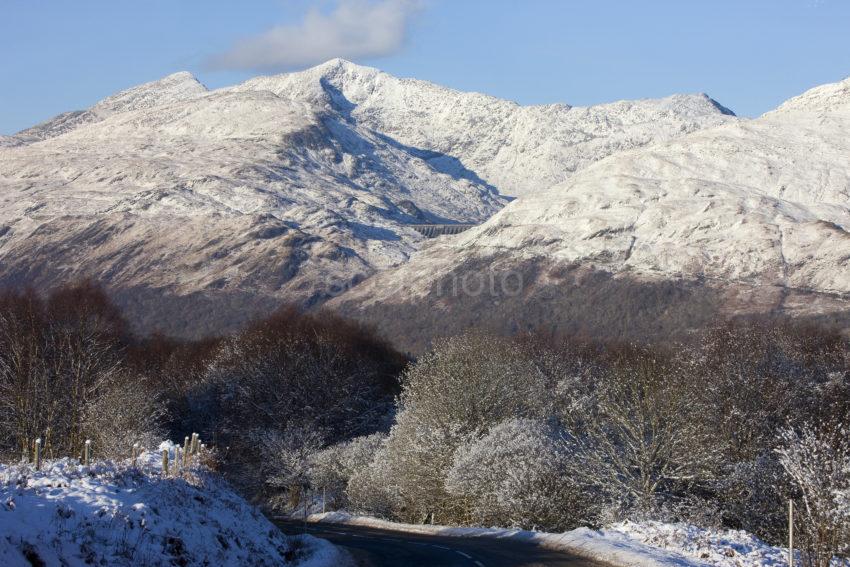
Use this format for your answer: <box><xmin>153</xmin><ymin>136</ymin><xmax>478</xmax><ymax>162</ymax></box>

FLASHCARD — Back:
<box><xmin>0</xmin><ymin>60</ymin><xmax>743</xmax><ymax>337</ymax></box>
<box><xmin>328</xmin><ymin>75</ymin><xmax>850</xmax><ymax>352</ymax></box>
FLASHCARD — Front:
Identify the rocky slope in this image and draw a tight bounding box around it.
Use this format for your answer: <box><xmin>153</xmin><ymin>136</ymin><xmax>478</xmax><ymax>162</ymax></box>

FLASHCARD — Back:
<box><xmin>330</xmin><ymin>77</ymin><xmax>850</xmax><ymax>352</ymax></box>
<box><xmin>0</xmin><ymin>60</ymin><xmax>730</xmax><ymax>336</ymax></box>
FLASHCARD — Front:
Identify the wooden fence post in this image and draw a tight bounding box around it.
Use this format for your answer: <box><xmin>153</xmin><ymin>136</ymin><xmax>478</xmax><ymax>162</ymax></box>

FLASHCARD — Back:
<box><xmin>132</xmin><ymin>443</ymin><xmax>139</xmax><ymax>468</ymax></box>
<box><xmin>84</xmin><ymin>439</ymin><xmax>91</xmax><ymax>466</ymax></box>
<box><xmin>34</xmin><ymin>438</ymin><xmax>42</xmax><ymax>471</ymax></box>
<box><xmin>789</xmin><ymin>500</ymin><xmax>794</xmax><ymax>567</ymax></box>
<box><xmin>162</xmin><ymin>448</ymin><xmax>169</xmax><ymax>476</ymax></box>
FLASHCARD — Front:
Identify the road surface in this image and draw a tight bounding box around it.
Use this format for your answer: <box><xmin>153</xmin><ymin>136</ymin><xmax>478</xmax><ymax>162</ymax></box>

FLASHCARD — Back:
<box><xmin>275</xmin><ymin>519</ymin><xmax>607</xmax><ymax>567</ymax></box>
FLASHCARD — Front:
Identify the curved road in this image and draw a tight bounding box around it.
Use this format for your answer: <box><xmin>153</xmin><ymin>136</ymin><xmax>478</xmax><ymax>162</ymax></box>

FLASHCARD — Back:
<box><xmin>275</xmin><ymin>520</ymin><xmax>607</xmax><ymax>567</ymax></box>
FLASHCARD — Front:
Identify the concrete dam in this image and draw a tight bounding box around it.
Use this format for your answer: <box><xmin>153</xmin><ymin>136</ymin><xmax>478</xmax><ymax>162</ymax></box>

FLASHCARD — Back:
<box><xmin>411</xmin><ymin>224</ymin><xmax>478</xmax><ymax>238</ymax></box>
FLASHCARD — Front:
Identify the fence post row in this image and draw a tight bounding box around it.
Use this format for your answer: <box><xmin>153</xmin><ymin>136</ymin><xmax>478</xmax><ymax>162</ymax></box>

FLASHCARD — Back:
<box><xmin>26</xmin><ymin>437</ymin><xmax>209</xmax><ymax>473</ymax></box>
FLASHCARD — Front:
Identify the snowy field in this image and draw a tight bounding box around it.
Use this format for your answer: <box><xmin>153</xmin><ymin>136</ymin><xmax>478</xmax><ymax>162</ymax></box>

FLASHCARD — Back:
<box><xmin>308</xmin><ymin>512</ymin><xmax>796</xmax><ymax>567</ymax></box>
<box><xmin>0</xmin><ymin>443</ymin><xmax>347</xmax><ymax>567</ymax></box>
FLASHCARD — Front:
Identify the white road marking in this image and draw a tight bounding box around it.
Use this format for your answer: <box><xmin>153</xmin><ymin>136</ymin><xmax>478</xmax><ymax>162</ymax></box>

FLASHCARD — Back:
<box><xmin>456</xmin><ymin>550</ymin><xmax>472</xmax><ymax>559</ymax></box>
<box><xmin>475</xmin><ymin>561</ymin><xmax>486</xmax><ymax>567</ymax></box>
<box><xmin>430</xmin><ymin>544</ymin><xmax>451</xmax><ymax>550</ymax></box>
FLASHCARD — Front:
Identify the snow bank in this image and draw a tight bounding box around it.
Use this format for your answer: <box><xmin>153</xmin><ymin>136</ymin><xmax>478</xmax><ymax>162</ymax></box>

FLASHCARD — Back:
<box><xmin>607</xmin><ymin>522</ymin><xmax>789</xmax><ymax>567</ymax></box>
<box><xmin>290</xmin><ymin>534</ymin><xmax>353</xmax><ymax>567</ymax></box>
<box><xmin>308</xmin><ymin>512</ymin><xmax>797</xmax><ymax>567</ymax></box>
<box><xmin>307</xmin><ymin>512</ymin><xmax>703</xmax><ymax>566</ymax></box>
<box><xmin>0</xmin><ymin>446</ymin><xmax>341</xmax><ymax>566</ymax></box>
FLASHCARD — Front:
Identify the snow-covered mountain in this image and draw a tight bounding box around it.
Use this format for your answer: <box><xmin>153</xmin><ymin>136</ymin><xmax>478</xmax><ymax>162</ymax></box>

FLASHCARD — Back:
<box><xmin>236</xmin><ymin>59</ymin><xmax>735</xmax><ymax>199</ymax></box>
<box><xmin>0</xmin><ymin>60</ymin><xmax>730</xmax><ymax>335</ymax></box>
<box><xmin>330</xmin><ymin>77</ymin><xmax>850</xmax><ymax>352</ymax></box>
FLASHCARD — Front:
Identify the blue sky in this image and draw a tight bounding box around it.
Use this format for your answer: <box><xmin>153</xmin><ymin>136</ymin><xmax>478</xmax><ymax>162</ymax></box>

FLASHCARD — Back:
<box><xmin>2</xmin><ymin>0</ymin><xmax>849</xmax><ymax>134</ymax></box>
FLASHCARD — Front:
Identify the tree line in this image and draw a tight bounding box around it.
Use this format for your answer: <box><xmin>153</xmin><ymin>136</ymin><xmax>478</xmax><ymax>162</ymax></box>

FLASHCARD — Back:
<box><xmin>308</xmin><ymin>328</ymin><xmax>850</xmax><ymax>567</ymax></box>
<box><xmin>2</xmin><ymin>282</ymin><xmax>849</xmax><ymax>566</ymax></box>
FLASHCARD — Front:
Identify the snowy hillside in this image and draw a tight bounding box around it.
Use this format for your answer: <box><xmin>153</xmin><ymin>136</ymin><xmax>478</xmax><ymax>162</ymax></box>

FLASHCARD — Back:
<box><xmin>0</xmin><ymin>60</ymin><xmax>731</xmax><ymax>335</ymax></box>
<box><xmin>235</xmin><ymin>58</ymin><xmax>735</xmax><ymax>199</ymax></box>
<box><xmin>0</xmin><ymin>447</ymin><xmax>345</xmax><ymax>566</ymax></box>
<box><xmin>330</xmin><ymin>76</ymin><xmax>850</xmax><ymax>351</ymax></box>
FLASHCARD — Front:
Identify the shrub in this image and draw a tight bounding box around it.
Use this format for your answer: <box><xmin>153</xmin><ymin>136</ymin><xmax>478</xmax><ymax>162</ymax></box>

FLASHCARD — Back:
<box><xmin>183</xmin><ymin>307</ymin><xmax>403</xmax><ymax>499</ymax></box>
<box><xmin>560</xmin><ymin>345</ymin><xmax>722</xmax><ymax>519</ymax></box>
<box><xmin>446</xmin><ymin>418</ymin><xmax>593</xmax><ymax>531</ymax></box>
<box><xmin>777</xmin><ymin>424</ymin><xmax>850</xmax><ymax>567</ymax></box>
<box><xmin>0</xmin><ymin>283</ymin><xmax>132</xmax><ymax>460</ymax></box>
<box><xmin>349</xmin><ymin>333</ymin><xmax>561</xmax><ymax>523</ymax></box>
<box><xmin>309</xmin><ymin>433</ymin><xmax>386</xmax><ymax>509</ymax></box>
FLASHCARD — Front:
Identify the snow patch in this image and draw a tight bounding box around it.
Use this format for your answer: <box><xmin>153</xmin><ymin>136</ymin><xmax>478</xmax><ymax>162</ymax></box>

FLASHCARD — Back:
<box><xmin>0</xmin><ymin>448</ymin><xmax>339</xmax><ymax>566</ymax></box>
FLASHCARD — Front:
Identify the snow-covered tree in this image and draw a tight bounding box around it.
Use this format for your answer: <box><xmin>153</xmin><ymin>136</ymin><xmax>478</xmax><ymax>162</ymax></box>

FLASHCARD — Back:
<box><xmin>261</xmin><ymin>423</ymin><xmax>325</xmax><ymax>492</ymax></box>
<box><xmin>716</xmin><ymin>452</ymin><xmax>789</xmax><ymax>543</ymax></box>
<box><xmin>82</xmin><ymin>376</ymin><xmax>166</xmax><ymax>459</ymax></box>
<box><xmin>777</xmin><ymin>424</ymin><xmax>850</xmax><ymax>567</ymax></box>
<box><xmin>446</xmin><ymin>418</ymin><xmax>593</xmax><ymax>531</ymax></box>
<box><xmin>347</xmin><ymin>438</ymin><xmax>405</xmax><ymax>519</ymax></box>
<box><xmin>686</xmin><ymin>322</ymin><xmax>849</xmax><ymax>465</ymax></box>
<box><xmin>560</xmin><ymin>345</ymin><xmax>723</xmax><ymax>518</ymax></box>
<box><xmin>309</xmin><ymin>432</ymin><xmax>386</xmax><ymax>509</ymax></box>
<box><xmin>349</xmin><ymin>333</ymin><xmax>562</xmax><ymax>524</ymax></box>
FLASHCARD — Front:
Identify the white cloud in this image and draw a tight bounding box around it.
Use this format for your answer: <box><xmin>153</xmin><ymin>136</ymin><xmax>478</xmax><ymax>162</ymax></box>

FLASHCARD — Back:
<box><xmin>208</xmin><ymin>0</ymin><xmax>419</xmax><ymax>72</ymax></box>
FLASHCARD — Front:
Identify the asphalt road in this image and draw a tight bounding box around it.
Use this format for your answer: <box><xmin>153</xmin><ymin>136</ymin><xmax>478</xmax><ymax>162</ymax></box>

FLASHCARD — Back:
<box><xmin>275</xmin><ymin>519</ymin><xmax>607</xmax><ymax>567</ymax></box>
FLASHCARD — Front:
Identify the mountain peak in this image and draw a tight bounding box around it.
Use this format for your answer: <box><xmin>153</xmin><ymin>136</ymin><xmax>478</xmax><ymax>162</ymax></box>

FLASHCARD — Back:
<box><xmin>658</xmin><ymin>93</ymin><xmax>736</xmax><ymax>117</ymax></box>
<box><xmin>701</xmin><ymin>94</ymin><xmax>736</xmax><ymax>116</ymax></box>
<box><xmin>162</xmin><ymin>70</ymin><xmax>200</xmax><ymax>82</ymax></box>
<box><xmin>316</xmin><ymin>57</ymin><xmax>356</xmax><ymax>69</ymax></box>
<box><xmin>92</xmin><ymin>71</ymin><xmax>207</xmax><ymax>115</ymax></box>
<box><xmin>769</xmin><ymin>75</ymin><xmax>850</xmax><ymax>116</ymax></box>
<box><xmin>311</xmin><ymin>58</ymin><xmax>380</xmax><ymax>80</ymax></box>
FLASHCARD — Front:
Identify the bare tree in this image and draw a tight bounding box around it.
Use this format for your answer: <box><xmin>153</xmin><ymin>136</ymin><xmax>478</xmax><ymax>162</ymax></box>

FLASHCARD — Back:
<box><xmin>0</xmin><ymin>283</ymin><xmax>127</xmax><ymax>460</ymax></box>
<box><xmin>81</xmin><ymin>374</ymin><xmax>166</xmax><ymax>458</ymax></box>
<box><xmin>560</xmin><ymin>345</ymin><xmax>722</xmax><ymax>518</ymax></box>
<box><xmin>777</xmin><ymin>424</ymin><xmax>850</xmax><ymax>567</ymax></box>
<box><xmin>184</xmin><ymin>306</ymin><xmax>403</xmax><ymax>500</ymax></box>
